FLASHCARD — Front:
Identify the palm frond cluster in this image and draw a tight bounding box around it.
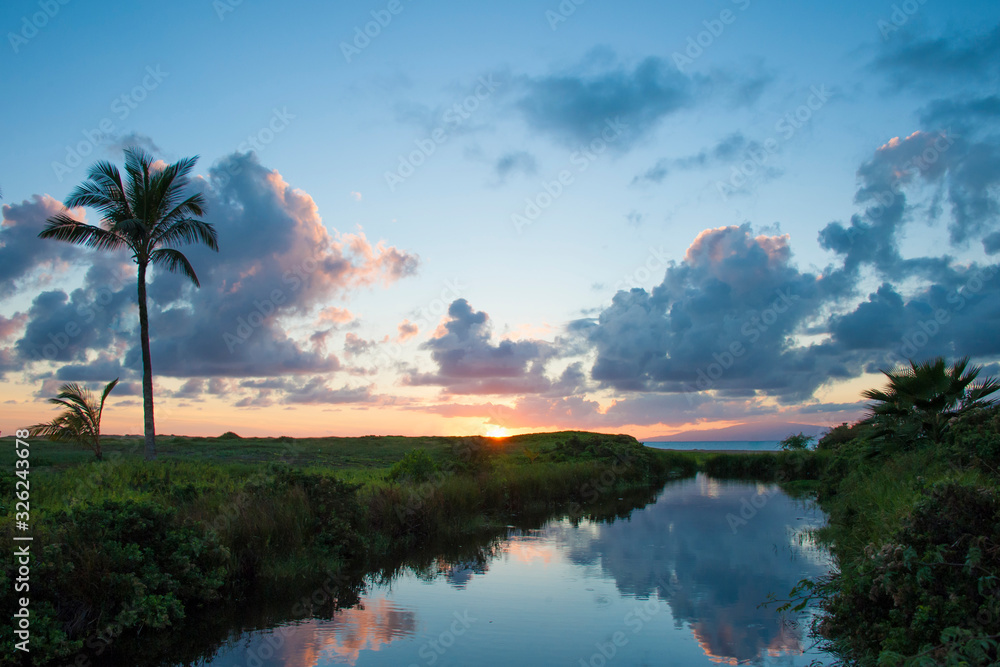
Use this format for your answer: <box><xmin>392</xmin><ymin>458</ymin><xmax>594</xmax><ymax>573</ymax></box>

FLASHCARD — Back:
<box><xmin>863</xmin><ymin>356</ymin><xmax>1000</xmax><ymax>443</ymax></box>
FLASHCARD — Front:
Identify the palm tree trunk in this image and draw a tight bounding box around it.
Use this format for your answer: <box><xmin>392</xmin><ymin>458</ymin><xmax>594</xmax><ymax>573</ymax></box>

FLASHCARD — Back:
<box><xmin>137</xmin><ymin>261</ymin><xmax>156</xmax><ymax>461</ymax></box>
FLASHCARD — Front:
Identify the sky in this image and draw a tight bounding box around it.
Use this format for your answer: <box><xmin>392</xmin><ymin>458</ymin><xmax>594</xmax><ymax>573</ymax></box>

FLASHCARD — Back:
<box><xmin>1</xmin><ymin>0</ymin><xmax>999</xmax><ymax>439</ymax></box>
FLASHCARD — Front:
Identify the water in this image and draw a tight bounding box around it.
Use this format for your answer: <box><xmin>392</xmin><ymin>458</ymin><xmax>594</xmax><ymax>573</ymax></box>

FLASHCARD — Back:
<box><xmin>644</xmin><ymin>440</ymin><xmax>783</xmax><ymax>451</ymax></box>
<box><xmin>185</xmin><ymin>475</ymin><xmax>832</xmax><ymax>666</ymax></box>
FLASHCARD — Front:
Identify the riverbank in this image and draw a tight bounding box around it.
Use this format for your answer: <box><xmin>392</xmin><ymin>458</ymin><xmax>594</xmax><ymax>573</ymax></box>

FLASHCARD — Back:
<box><xmin>0</xmin><ymin>431</ymin><xmax>700</xmax><ymax>665</ymax></box>
<box><xmin>807</xmin><ymin>406</ymin><xmax>1000</xmax><ymax>665</ymax></box>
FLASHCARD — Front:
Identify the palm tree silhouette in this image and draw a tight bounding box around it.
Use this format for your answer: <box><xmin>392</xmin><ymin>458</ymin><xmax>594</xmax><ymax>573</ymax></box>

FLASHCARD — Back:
<box><xmin>39</xmin><ymin>147</ymin><xmax>218</xmax><ymax>460</ymax></box>
<box><xmin>31</xmin><ymin>379</ymin><xmax>119</xmax><ymax>460</ymax></box>
<box><xmin>863</xmin><ymin>356</ymin><xmax>1000</xmax><ymax>444</ymax></box>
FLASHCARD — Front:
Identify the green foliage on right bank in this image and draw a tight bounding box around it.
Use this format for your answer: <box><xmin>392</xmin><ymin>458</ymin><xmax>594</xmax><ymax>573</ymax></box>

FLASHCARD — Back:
<box><xmin>808</xmin><ymin>357</ymin><xmax>1000</xmax><ymax>666</ymax></box>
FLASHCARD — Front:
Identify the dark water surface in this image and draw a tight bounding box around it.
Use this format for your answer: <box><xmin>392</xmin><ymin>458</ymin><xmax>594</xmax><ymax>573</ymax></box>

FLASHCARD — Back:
<box><xmin>174</xmin><ymin>474</ymin><xmax>831</xmax><ymax>666</ymax></box>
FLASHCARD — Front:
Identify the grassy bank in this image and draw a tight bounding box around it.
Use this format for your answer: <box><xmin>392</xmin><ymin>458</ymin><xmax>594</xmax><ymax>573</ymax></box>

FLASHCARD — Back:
<box><xmin>804</xmin><ymin>407</ymin><xmax>1000</xmax><ymax>665</ymax></box>
<box><xmin>0</xmin><ymin>430</ymin><xmax>694</xmax><ymax>665</ymax></box>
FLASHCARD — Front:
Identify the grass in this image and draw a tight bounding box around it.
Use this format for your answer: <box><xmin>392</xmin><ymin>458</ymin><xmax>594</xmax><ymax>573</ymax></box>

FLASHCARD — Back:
<box><xmin>1</xmin><ymin>429</ymin><xmax>718</xmax><ymax>665</ymax></box>
<box><xmin>802</xmin><ymin>410</ymin><xmax>1000</xmax><ymax>666</ymax></box>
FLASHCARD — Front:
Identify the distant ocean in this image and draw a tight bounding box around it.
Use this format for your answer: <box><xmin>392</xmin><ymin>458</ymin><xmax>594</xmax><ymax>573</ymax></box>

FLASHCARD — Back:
<box><xmin>643</xmin><ymin>440</ymin><xmax>782</xmax><ymax>451</ymax></box>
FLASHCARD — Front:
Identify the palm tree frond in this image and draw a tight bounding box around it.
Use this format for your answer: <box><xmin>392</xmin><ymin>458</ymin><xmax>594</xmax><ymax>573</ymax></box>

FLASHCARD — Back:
<box><xmin>38</xmin><ymin>214</ymin><xmax>130</xmax><ymax>253</ymax></box>
<box><xmin>150</xmin><ymin>248</ymin><xmax>201</xmax><ymax>286</ymax></box>
<box><xmin>154</xmin><ymin>217</ymin><xmax>219</xmax><ymax>252</ymax></box>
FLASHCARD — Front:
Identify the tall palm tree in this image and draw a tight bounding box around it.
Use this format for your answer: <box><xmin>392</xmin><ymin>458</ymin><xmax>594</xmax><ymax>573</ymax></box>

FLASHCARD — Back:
<box><xmin>30</xmin><ymin>379</ymin><xmax>119</xmax><ymax>460</ymax></box>
<box><xmin>862</xmin><ymin>356</ymin><xmax>1000</xmax><ymax>443</ymax></box>
<box><xmin>39</xmin><ymin>147</ymin><xmax>218</xmax><ymax>460</ymax></box>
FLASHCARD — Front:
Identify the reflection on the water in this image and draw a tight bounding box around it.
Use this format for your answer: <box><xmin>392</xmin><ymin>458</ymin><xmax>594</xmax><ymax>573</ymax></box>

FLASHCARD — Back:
<box><xmin>209</xmin><ymin>596</ymin><xmax>416</xmax><ymax>667</ymax></box>
<box><xmin>555</xmin><ymin>474</ymin><xmax>828</xmax><ymax>663</ymax></box>
<box><xmin>178</xmin><ymin>474</ymin><xmax>829</xmax><ymax>667</ymax></box>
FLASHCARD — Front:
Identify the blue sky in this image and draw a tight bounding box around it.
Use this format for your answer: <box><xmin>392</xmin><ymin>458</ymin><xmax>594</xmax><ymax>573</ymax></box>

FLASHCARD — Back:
<box><xmin>2</xmin><ymin>0</ymin><xmax>999</xmax><ymax>437</ymax></box>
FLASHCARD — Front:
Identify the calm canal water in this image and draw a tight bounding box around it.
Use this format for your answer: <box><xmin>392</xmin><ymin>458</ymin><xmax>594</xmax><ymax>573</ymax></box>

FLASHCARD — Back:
<box><xmin>187</xmin><ymin>474</ymin><xmax>831</xmax><ymax>666</ymax></box>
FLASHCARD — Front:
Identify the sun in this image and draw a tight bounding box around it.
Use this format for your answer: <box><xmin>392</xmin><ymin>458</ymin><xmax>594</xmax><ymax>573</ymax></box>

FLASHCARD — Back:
<box><xmin>484</xmin><ymin>425</ymin><xmax>510</xmax><ymax>438</ymax></box>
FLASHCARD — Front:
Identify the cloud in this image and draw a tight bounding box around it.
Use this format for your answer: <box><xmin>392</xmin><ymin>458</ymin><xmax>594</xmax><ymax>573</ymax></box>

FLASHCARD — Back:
<box><xmin>514</xmin><ymin>52</ymin><xmax>771</xmax><ymax>151</ymax></box>
<box><xmin>494</xmin><ymin>151</ymin><xmax>538</xmax><ymax>182</ymax></box>
<box><xmin>406</xmin><ymin>299</ymin><xmax>560</xmax><ymax>395</ymax></box>
<box><xmin>0</xmin><ymin>313</ymin><xmax>27</xmax><ymax>342</ymax></box>
<box><xmin>343</xmin><ymin>333</ymin><xmax>374</xmax><ymax>358</ymax></box>
<box><xmin>820</xmin><ymin>128</ymin><xmax>1000</xmax><ymax>272</ymax></box>
<box><xmin>580</xmin><ymin>225</ymin><xmax>835</xmax><ymax>400</ymax></box>
<box><xmin>9</xmin><ymin>150</ymin><xmax>419</xmax><ymax>404</ymax></box>
<box><xmin>632</xmin><ymin>132</ymin><xmax>762</xmax><ymax>185</ymax></box>
<box><xmin>396</xmin><ymin>319</ymin><xmax>419</xmax><ymax>343</ymax></box>
<box><xmin>515</xmin><ymin>55</ymin><xmax>694</xmax><ymax>149</ymax></box>
<box><xmin>0</xmin><ymin>195</ymin><xmax>87</xmax><ymax>297</ymax></box>
<box><xmin>134</xmin><ymin>151</ymin><xmax>418</xmax><ymax>379</ymax></box>
<box><xmin>281</xmin><ymin>377</ymin><xmax>375</xmax><ymax>405</ymax></box>
<box><xmin>871</xmin><ymin>25</ymin><xmax>1000</xmax><ymax>91</ymax></box>
<box><xmin>105</xmin><ymin>132</ymin><xmax>162</xmax><ymax>156</ymax></box>
<box><xmin>173</xmin><ymin>378</ymin><xmax>206</xmax><ymax>399</ymax></box>
<box><xmin>318</xmin><ymin>307</ymin><xmax>355</xmax><ymax>325</ymax></box>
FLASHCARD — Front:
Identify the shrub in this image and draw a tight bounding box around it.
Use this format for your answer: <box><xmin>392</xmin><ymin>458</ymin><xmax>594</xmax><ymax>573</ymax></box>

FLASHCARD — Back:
<box><xmin>780</xmin><ymin>432</ymin><xmax>814</xmax><ymax>451</ymax></box>
<box><xmin>821</xmin><ymin>481</ymin><xmax>1000</xmax><ymax>665</ymax></box>
<box><xmin>388</xmin><ymin>448</ymin><xmax>438</xmax><ymax>483</ymax></box>
<box><xmin>0</xmin><ymin>499</ymin><xmax>229</xmax><ymax>661</ymax></box>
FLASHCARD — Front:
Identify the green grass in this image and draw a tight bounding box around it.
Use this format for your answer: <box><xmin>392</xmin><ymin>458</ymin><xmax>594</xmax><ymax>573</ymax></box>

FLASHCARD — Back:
<box><xmin>1</xmin><ymin>429</ymin><xmax>717</xmax><ymax>664</ymax></box>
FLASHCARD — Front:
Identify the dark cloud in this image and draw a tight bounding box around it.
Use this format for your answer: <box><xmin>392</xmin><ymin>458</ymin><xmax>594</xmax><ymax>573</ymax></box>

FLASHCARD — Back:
<box><xmin>281</xmin><ymin>377</ymin><xmax>374</xmax><ymax>405</ymax></box>
<box><xmin>16</xmin><ymin>279</ymin><xmax>134</xmax><ymax>365</ymax></box>
<box><xmin>516</xmin><ymin>56</ymin><xmax>693</xmax><ymax>149</ymax></box>
<box><xmin>514</xmin><ymin>52</ymin><xmax>771</xmax><ymax>151</ymax></box>
<box><xmin>871</xmin><ymin>25</ymin><xmax>1000</xmax><ymax>91</ymax></box>
<box><xmin>133</xmin><ymin>151</ymin><xmax>418</xmax><ymax>379</ymax></box>
<box><xmin>633</xmin><ymin>132</ymin><xmax>761</xmax><ymax>185</ymax></box>
<box><xmin>105</xmin><ymin>132</ymin><xmax>162</xmax><ymax>157</ymax></box>
<box><xmin>0</xmin><ymin>195</ymin><xmax>86</xmax><ymax>297</ymax></box>
<box><xmin>820</xmin><ymin>128</ymin><xmax>1000</xmax><ymax>272</ymax></box>
<box><xmin>9</xmin><ymin>151</ymin><xmax>418</xmax><ymax>404</ymax></box>
<box><xmin>494</xmin><ymin>151</ymin><xmax>537</xmax><ymax>182</ymax></box>
<box><xmin>55</xmin><ymin>354</ymin><xmax>128</xmax><ymax>382</ymax></box>
<box><xmin>344</xmin><ymin>333</ymin><xmax>375</xmax><ymax>358</ymax></box>
<box><xmin>173</xmin><ymin>379</ymin><xmax>205</xmax><ymax>399</ymax></box>
<box><xmin>406</xmin><ymin>299</ymin><xmax>559</xmax><ymax>395</ymax></box>
<box><xmin>581</xmin><ymin>225</ymin><xmax>836</xmax><ymax>400</ymax></box>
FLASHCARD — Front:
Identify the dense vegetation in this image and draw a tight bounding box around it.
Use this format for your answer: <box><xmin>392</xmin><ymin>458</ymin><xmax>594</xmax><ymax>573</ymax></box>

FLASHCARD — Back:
<box><xmin>0</xmin><ymin>430</ymin><xmax>693</xmax><ymax>665</ymax></box>
<box><xmin>803</xmin><ymin>358</ymin><xmax>1000</xmax><ymax>666</ymax></box>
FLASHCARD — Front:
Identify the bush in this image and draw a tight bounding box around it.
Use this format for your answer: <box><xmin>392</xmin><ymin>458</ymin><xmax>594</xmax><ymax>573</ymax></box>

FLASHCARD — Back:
<box><xmin>780</xmin><ymin>432</ymin><xmax>814</xmax><ymax>451</ymax></box>
<box><xmin>821</xmin><ymin>481</ymin><xmax>1000</xmax><ymax>665</ymax></box>
<box><xmin>388</xmin><ymin>448</ymin><xmax>438</xmax><ymax>483</ymax></box>
<box><xmin>0</xmin><ymin>499</ymin><xmax>228</xmax><ymax>661</ymax></box>
<box><xmin>948</xmin><ymin>406</ymin><xmax>1000</xmax><ymax>473</ymax></box>
<box><xmin>217</xmin><ymin>431</ymin><xmax>242</xmax><ymax>440</ymax></box>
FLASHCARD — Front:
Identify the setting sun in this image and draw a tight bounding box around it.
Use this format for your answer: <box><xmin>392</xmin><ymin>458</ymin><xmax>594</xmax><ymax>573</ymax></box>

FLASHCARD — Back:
<box><xmin>484</xmin><ymin>425</ymin><xmax>510</xmax><ymax>438</ymax></box>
